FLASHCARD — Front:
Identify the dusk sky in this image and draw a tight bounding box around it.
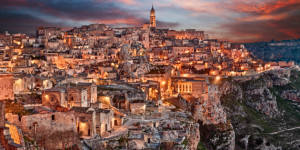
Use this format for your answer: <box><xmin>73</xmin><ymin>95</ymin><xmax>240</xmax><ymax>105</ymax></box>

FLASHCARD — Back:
<box><xmin>0</xmin><ymin>0</ymin><xmax>299</xmax><ymax>42</ymax></box>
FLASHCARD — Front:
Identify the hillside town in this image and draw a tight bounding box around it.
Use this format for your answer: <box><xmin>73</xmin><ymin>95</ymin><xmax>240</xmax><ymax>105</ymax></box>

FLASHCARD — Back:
<box><xmin>0</xmin><ymin>6</ymin><xmax>297</xmax><ymax>150</ymax></box>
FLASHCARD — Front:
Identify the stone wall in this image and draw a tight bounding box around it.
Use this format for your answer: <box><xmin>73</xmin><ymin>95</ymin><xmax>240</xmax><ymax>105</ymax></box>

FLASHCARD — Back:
<box><xmin>0</xmin><ymin>74</ymin><xmax>14</xmax><ymax>100</ymax></box>
<box><xmin>0</xmin><ymin>103</ymin><xmax>4</xmax><ymax>127</ymax></box>
<box><xmin>20</xmin><ymin>111</ymin><xmax>76</xmax><ymax>135</ymax></box>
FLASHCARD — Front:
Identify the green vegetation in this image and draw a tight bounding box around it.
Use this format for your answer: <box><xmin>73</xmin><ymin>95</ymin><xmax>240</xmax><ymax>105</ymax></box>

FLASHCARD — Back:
<box><xmin>3</xmin><ymin>99</ymin><xmax>29</xmax><ymax>116</ymax></box>
<box><xmin>197</xmin><ymin>142</ymin><xmax>207</xmax><ymax>150</ymax></box>
<box><xmin>182</xmin><ymin>138</ymin><xmax>188</xmax><ymax>148</ymax></box>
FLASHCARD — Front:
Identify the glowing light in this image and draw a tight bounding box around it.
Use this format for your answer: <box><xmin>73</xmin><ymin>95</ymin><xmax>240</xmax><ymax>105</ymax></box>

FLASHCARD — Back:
<box><xmin>231</xmin><ymin>71</ymin><xmax>235</xmax><ymax>76</ymax></box>
<box><xmin>162</xmin><ymin>81</ymin><xmax>166</xmax><ymax>85</ymax></box>
<box><xmin>80</xmin><ymin>122</ymin><xmax>87</xmax><ymax>128</ymax></box>
<box><xmin>216</xmin><ymin>76</ymin><xmax>220</xmax><ymax>80</ymax></box>
<box><xmin>183</xmin><ymin>74</ymin><xmax>188</xmax><ymax>77</ymax></box>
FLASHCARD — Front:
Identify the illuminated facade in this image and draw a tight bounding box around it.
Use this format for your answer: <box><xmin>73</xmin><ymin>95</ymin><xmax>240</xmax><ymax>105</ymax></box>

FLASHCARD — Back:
<box><xmin>150</xmin><ymin>5</ymin><xmax>156</xmax><ymax>28</ymax></box>
<box><xmin>172</xmin><ymin>77</ymin><xmax>208</xmax><ymax>98</ymax></box>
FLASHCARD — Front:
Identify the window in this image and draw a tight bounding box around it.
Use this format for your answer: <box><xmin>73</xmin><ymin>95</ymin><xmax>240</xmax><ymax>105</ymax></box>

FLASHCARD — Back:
<box><xmin>51</xmin><ymin>115</ymin><xmax>55</xmax><ymax>120</ymax></box>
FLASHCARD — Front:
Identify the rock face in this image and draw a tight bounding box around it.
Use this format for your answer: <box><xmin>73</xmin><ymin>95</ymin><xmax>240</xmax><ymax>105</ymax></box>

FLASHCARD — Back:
<box><xmin>191</xmin><ymin>87</ymin><xmax>235</xmax><ymax>149</ymax></box>
<box><xmin>245</xmin><ymin>88</ymin><xmax>278</xmax><ymax>117</ymax></box>
<box><xmin>220</xmin><ymin>75</ymin><xmax>279</xmax><ymax>118</ymax></box>
<box><xmin>192</xmin><ymin>96</ymin><xmax>227</xmax><ymax>125</ymax></box>
<box><xmin>281</xmin><ymin>90</ymin><xmax>300</xmax><ymax>102</ymax></box>
<box><xmin>220</xmin><ymin>67</ymin><xmax>300</xmax><ymax>149</ymax></box>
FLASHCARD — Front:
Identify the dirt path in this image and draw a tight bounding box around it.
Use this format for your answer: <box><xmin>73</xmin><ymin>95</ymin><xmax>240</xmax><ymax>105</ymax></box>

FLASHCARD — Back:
<box><xmin>269</xmin><ymin>126</ymin><xmax>300</xmax><ymax>135</ymax></box>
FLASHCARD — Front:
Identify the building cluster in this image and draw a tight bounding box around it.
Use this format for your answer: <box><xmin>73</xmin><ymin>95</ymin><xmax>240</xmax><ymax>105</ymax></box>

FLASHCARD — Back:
<box><xmin>0</xmin><ymin>6</ymin><xmax>295</xmax><ymax>149</ymax></box>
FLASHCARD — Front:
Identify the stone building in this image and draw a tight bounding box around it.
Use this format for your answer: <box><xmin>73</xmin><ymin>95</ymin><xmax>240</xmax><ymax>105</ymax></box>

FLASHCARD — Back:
<box><xmin>77</xmin><ymin>82</ymin><xmax>97</xmax><ymax>104</ymax></box>
<box><xmin>130</xmin><ymin>100</ymin><xmax>146</xmax><ymax>114</ymax></box>
<box><xmin>42</xmin><ymin>88</ymin><xmax>67</xmax><ymax>109</ymax></box>
<box><xmin>42</xmin><ymin>83</ymin><xmax>94</xmax><ymax>109</ymax></box>
<box><xmin>171</xmin><ymin>77</ymin><xmax>208</xmax><ymax>98</ymax></box>
<box><xmin>36</xmin><ymin>26</ymin><xmax>62</xmax><ymax>39</ymax></box>
<box><xmin>67</xmin><ymin>86</ymin><xmax>88</xmax><ymax>108</ymax></box>
<box><xmin>167</xmin><ymin>29</ymin><xmax>204</xmax><ymax>40</ymax></box>
<box><xmin>71</xmin><ymin>107</ymin><xmax>116</xmax><ymax>137</ymax></box>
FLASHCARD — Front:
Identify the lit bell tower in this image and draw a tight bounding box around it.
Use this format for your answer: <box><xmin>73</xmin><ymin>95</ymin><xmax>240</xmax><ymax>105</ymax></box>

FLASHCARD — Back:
<box><xmin>150</xmin><ymin>5</ymin><xmax>156</xmax><ymax>28</ymax></box>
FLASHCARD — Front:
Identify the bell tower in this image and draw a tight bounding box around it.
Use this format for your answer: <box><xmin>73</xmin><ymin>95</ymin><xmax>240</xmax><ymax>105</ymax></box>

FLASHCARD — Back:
<box><xmin>150</xmin><ymin>5</ymin><xmax>156</xmax><ymax>28</ymax></box>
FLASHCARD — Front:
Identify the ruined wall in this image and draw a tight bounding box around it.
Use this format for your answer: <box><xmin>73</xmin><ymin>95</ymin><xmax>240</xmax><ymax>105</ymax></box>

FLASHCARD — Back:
<box><xmin>0</xmin><ymin>74</ymin><xmax>14</xmax><ymax>100</ymax></box>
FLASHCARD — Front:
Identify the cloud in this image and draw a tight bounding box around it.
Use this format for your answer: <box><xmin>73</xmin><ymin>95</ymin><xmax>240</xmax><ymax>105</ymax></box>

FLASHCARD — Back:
<box><xmin>0</xmin><ymin>0</ymin><xmax>299</xmax><ymax>42</ymax></box>
<box><xmin>156</xmin><ymin>21</ymin><xmax>179</xmax><ymax>28</ymax></box>
<box><xmin>172</xmin><ymin>0</ymin><xmax>300</xmax><ymax>42</ymax></box>
<box><xmin>0</xmin><ymin>10</ymin><xmax>56</xmax><ymax>34</ymax></box>
<box><xmin>0</xmin><ymin>0</ymin><xmax>145</xmax><ymax>33</ymax></box>
<box><xmin>218</xmin><ymin>0</ymin><xmax>300</xmax><ymax>42</ymax></box>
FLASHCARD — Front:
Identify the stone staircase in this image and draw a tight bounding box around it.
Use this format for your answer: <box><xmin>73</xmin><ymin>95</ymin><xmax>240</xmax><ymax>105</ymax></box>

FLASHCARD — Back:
<box><xmin>0</xmin><ymin>126</ymin><xmax>24</xmax><ymax>150</ymax></box>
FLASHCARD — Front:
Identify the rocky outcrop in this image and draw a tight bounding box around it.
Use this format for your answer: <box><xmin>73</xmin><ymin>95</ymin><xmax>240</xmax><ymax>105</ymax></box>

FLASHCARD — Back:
<box><xmin>240</xmin><ymin>135</ymin><xmax>250</xmax><ymax>150</ymax></box>
<box><xmin>281</xmin><ymin>90</ymin><xmax>300</xmax><ymax>102</ymax></box>
<box><xmin>245</xmin><ymin>88</ymin><xmax>278</xmax><ymax>117</ymax></box>
<box><xmin>191</xmin><ymin>87</ymin><xmax>235</xmax><ymax>149</ymax></box>
<box><xmin>220</xmin><ymin>67</ymin><xmax>300</xmax><ymax>149</ymax></box>
<box><xmin>192</xmin><ymin>96</ymin><xmax>227</xmax><ymax>125</ymax></box>
<box><xmin>220</xmin><ymin>75</ymin><xmax>279</xmax><ymax>118</ymax></box>
<box><xmin>166</xmin><ymin>94</ymin><xmax>192</xmax><ymax>111</ymax></box>
<box><xmin>199</xmin><ymin>121</ymin><xmax>235</xmax><ymax>150</ymax></box>
<box><xmin>187</xmin><ymin>123</ymin><xmax>200</xmax><ymax>150</ymax></box>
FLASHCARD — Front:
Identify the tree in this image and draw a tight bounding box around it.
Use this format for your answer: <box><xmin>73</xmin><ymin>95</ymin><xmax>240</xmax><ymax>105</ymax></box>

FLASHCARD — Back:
<box><xmin>32</xmin><ymin>124</ymin><xmax>80</xmax><ymax>149</ymax></box>
<box><xmin>49</xmin><ymin>130</ymin><xmax>80</xmax><ymax>150</ymax></box>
